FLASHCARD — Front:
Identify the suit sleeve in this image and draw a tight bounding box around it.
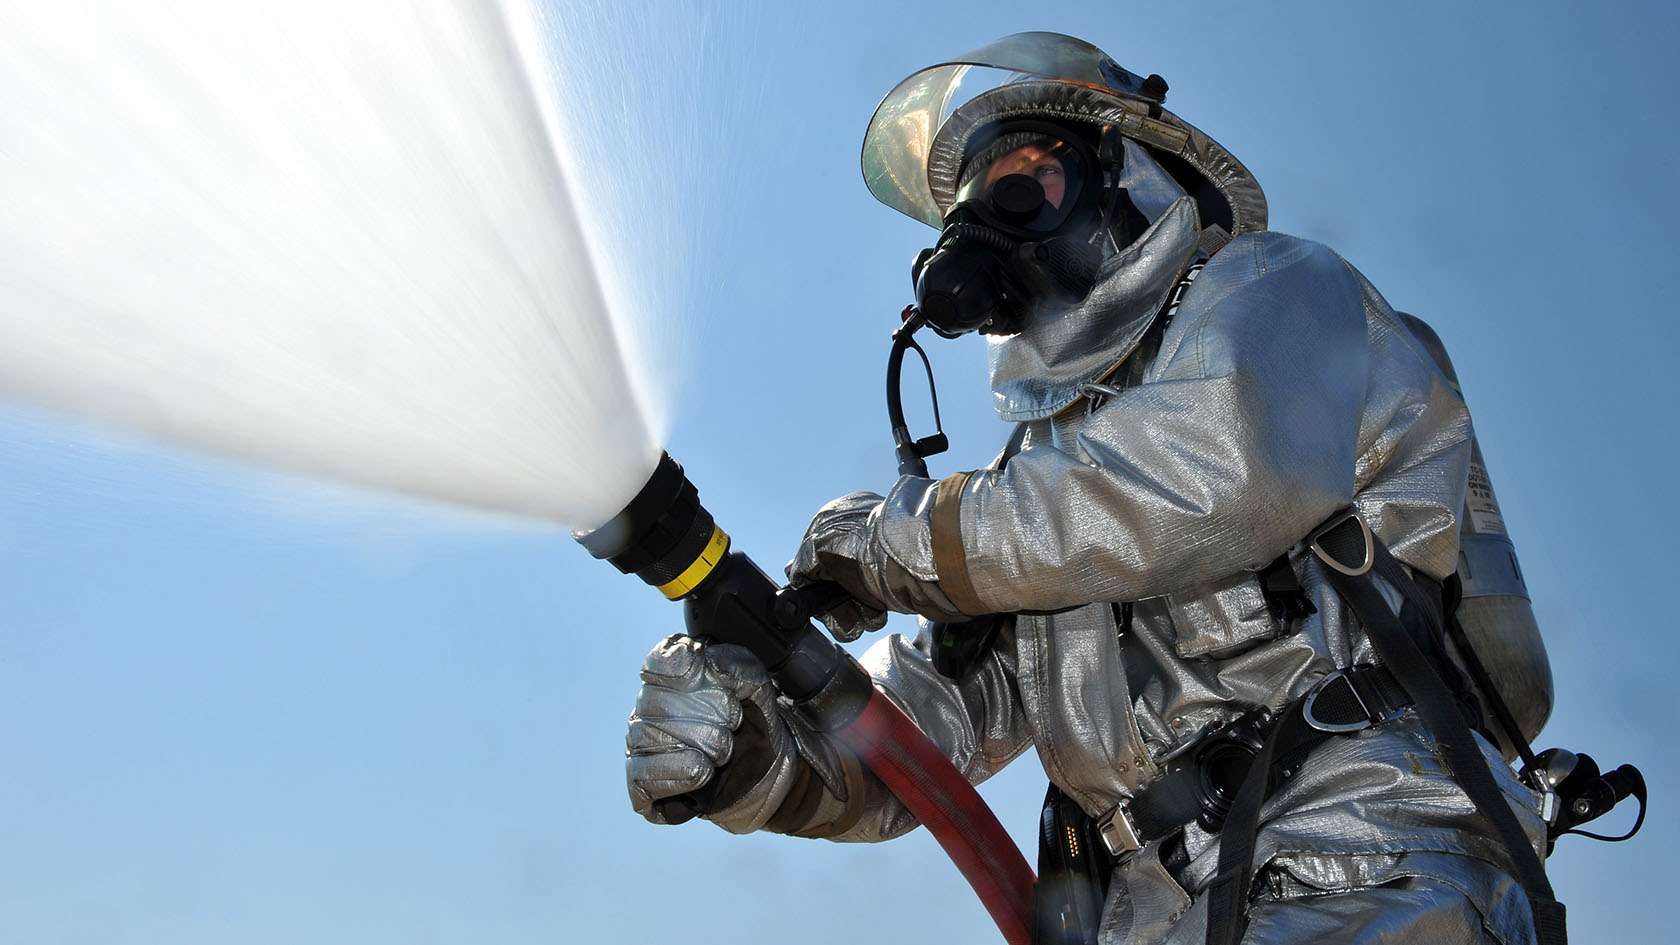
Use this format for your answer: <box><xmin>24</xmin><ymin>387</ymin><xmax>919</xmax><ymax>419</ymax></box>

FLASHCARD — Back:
<box><xmin>873</xmin><ymin>235</ymin><xmax>1376</xmax><ymax>615</ymax></box>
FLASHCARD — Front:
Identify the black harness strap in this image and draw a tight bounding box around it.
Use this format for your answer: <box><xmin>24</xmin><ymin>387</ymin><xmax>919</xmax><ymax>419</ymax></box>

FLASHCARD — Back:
<box><xmin>1317</xmin><ymin>515</ymin><xmax>1565</xmax><ymax>943</ymax></box>
<box><xmin>1203</xmin><ymin>665</ymin><xmax>1409</xmax><ymax>945</ymax></box>
<box><xmin>1204</xmin><ymin>512</ymin><xmax>1567</xmax><ymax>945</ymax></box>
<box><xmin>1256</xmin><ymin>552</ymin><xmax>1316</xmax><ymax>624</ymax></box>
<box><xmin>1442</xmin><ymin>573</ymin><xmax>1543</xmax><ymax>772</ymax></box>
<box><xmin>1203</xmin><ymin>698</ymin><xmax>1299</xmax><ymax>945</ymax></box>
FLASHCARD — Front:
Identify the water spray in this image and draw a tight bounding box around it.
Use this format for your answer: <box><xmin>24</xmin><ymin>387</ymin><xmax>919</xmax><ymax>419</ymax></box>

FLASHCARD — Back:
<box><xmin>1</xmin><ymin>3</ymin><xmax>1036</xmax><ymax>940</ymax></box>
<box><xmin>578</xmin><ymin>452</ymin><xmax>1035</xmax><ymax>945</ymax></box>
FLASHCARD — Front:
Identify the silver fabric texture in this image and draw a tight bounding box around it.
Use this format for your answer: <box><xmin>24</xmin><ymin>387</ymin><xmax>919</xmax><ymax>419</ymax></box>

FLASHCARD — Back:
<box><xmin>782</xmin><ymin>227</ymin><xmax>1540</xmax><ymax>938</ymax></box>
<box><xmin>1153</xmin><ymin>850</ymin><xmax>1535</xmax><ymax>945</ymax></box>
<box><xmin>1114</xmin><ymin>137</ymin><xmax>1188</xmax><ymax>222</ymax></box>
<box><xmin>985</xmin><ymin>187</ymin><xmax>1202</xmax><ymax>421</ymax></box>
<box><xmin>788</xmin><ymin>484</ymin><xmax>971</xmax><ymax>635</ymax></box>
<box><xmin>1169</xmin><ymin>708</ymin><xmax>1547</xmax><ymax>897</ymax></box>
<box><xmin>625</xmin><ymin>635</ymin><xmax>854</xmax><ymax>835</ymax></box>
<box><xmin>955</xmin><ymin>233</ymin><xmax>1469</xmax><ymax>615</ymax></box>
<box><xmin>1099</xmin><ymin>838</ymin><xmax>1194</xmax><ymax>943</ymax></box>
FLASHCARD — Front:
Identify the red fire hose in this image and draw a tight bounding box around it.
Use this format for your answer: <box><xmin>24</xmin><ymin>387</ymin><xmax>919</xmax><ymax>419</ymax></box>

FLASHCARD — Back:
<box><xmin>834</xmin><ymin>686</ymin><xmax>1036</xmax><ymax>945</ymax></box>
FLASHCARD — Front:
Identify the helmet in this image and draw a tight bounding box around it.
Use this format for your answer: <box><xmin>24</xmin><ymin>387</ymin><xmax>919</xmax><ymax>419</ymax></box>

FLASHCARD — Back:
<box><xmin>860</xmin><ymin>31</ymin><xmax>1266</xmax><ymax>238</ymax></box>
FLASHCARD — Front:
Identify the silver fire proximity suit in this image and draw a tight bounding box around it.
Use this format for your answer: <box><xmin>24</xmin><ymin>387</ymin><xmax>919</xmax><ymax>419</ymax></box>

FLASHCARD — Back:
<box><xmin>627</xmin><ymin>33</ymin><xmax>1546</xmax><ymax>945</ymax></box>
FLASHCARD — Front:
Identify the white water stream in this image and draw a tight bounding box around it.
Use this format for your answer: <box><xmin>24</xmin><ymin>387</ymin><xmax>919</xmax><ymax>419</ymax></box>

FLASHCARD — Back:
<box><xmin>0</xmin><ymin>1</ymin><xmax>678</xmax><ymax>530</ymax></box>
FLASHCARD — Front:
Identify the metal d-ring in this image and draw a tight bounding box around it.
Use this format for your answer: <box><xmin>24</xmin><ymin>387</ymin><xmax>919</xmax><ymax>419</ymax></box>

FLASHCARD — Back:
<box><xmin>1307</xmin><ymin>510</ymin><xmax>1375</xmax><ymax>578</ymax></box>
<box><xmin>1303</xmin><ymin>671</ymin><xmax>1376</xmax><ymax>734</ymax></box>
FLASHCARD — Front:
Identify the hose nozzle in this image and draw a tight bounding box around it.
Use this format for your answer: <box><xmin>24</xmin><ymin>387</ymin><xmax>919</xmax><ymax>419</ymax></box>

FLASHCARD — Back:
<box><xmin>576</xmin><ymin>452</ymin><xmax>1036</xmax><ymax>942</ymax></box>
<box><xmin>575</xmin><ymin>452</ymin><xmax>861</xmax><ymax>705</ymax></box>
<box><xmin>576</xmin><ymin>452</ymin><xmax>729</xmax><ymax>601</ymax></box>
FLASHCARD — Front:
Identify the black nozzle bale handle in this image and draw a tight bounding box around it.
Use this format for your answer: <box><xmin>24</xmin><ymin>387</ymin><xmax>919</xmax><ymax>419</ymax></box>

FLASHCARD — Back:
<box><xmin>771</xmin><ymin>581</ymin><xmax>854</xmax><ymax>629</ymax></box>
<box><xmin>651</xmin><ymin>554</ymin><xmax>875</xmax><ymax>825</ymax></box>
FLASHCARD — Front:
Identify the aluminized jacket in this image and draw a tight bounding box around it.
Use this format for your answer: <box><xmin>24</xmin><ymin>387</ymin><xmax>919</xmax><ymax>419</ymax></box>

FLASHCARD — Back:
<box><xmin>785</xmin><ymin>179</ymin><xmax>1547</xmax><ymax>943</ymax></box>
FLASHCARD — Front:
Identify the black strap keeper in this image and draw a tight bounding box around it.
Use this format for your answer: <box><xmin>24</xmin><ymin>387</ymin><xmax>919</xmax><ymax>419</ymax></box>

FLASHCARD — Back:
<box><xmin>1257</xmin><ymin>552</ymin><xmax>1316</xmax><ymax>623</ymax></box>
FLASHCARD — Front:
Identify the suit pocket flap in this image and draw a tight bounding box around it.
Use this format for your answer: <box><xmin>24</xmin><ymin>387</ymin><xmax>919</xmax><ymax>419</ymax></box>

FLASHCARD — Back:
<box><xmin>1163</xmin><ymin>571</ymin><xmax>1278</xmax><ymax>659</ymax></box>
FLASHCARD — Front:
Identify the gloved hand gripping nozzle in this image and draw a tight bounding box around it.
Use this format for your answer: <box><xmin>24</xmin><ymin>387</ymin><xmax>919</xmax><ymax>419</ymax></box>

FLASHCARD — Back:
<box><xmin>577</xmin><ymin>452</ymin><xmax>870</xmax><ymax>722</ymax></box>
<box><xmin>577</xmin><ymin>452</ymin><xmax>1037</xmax><ymax>945</ymax></box>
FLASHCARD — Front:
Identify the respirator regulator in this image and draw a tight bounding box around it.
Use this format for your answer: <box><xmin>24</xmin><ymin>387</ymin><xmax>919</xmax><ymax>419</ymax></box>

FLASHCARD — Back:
<box><xmin>910</xmin><ymin>121</ymin><xmax>1128</xmax><ymax>338</ymax></box>
<box><xmin>886</xmin><ymin>120</ymin><xmax>1144</xmax><ymax>476</ymax></box>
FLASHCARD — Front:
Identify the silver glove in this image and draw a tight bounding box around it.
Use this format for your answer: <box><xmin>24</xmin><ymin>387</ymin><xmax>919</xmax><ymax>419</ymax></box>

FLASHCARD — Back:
<box><xmin>787</xmin><ymin>489</ymin><xmax>970</xmax><ymax>640</ymax></box>
<box><xmin>785</xmin><ymin>492</ymin><xmax>889</xmax><ymax>640</ymax></box>
<box><xmin>625</xmin><ymin>634</ymin><xmax>861</xmax><ymax>836</ymax></box>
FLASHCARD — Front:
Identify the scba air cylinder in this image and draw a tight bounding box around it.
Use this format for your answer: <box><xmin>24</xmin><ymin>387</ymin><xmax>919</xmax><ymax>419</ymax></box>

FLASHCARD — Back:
<box><xmin>1400</xmin><ymin>313</ymin><xmax>1554</xmax><ymax>759</ymax></box>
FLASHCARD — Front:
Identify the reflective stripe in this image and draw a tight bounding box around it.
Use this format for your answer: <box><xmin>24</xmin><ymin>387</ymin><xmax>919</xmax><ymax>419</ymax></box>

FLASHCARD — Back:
<box><xmin>656</xmin><ymin>525</ymin><xmax>729</xmax><ymax>600</ymax></box>
<box><xmin>931</xmin><ymin>471</ymin><xmax>984</xmax><ymax>615</ymax></box>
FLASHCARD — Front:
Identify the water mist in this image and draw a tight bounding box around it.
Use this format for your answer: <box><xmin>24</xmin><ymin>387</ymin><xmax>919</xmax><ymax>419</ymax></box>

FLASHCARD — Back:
<box><xmin>0</xmin><ymin>0</ymin><xmax>664</xmax><ymax>530</ymax></box>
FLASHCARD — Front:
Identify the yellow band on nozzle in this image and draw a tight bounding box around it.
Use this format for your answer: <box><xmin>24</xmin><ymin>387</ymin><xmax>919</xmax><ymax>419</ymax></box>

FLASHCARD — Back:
<box><xmin>657</xmin><ymin>524</ymin><xmax>730</xmax><ymax>600</ymax></box>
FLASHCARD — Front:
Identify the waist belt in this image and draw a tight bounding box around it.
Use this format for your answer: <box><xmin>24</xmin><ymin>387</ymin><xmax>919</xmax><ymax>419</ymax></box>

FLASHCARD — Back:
<box><xmin>1095</xmin><ymin>664</ymin><xmax>1412</xmax><ymax>860</ymax></box>
<box><xmin>1037</xmin><ymin>663</ymin><xmax>1412</xmax><ymax>945</ymax></box>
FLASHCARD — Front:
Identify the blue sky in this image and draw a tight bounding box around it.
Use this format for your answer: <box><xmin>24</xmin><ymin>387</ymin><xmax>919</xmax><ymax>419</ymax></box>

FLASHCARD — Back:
<box><xmin>2</xmin><ymin>2</ymin><xmax>1675</xmax><ymax>943</ymax></box>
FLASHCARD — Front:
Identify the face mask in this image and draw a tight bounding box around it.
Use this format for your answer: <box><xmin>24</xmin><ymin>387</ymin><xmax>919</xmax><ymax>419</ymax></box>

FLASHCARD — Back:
<box><xmin>910</xmin><ymin>121</ymin><xmax>1141</xmax><ymax>338</ymax></box>
<box><xmin>885</xmin><ymin>131</ymin><xmax>1197</xmax><ymax>469</ymax></box>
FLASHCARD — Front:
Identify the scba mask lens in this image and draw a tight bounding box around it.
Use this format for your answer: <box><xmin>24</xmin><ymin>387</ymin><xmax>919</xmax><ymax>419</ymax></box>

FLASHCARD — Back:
<box><xmin>911</xmin><ymin>124</ymin><xmax>1108</xmax><ymax>338</ymax></box>
<box><xmin>953</xmin><ymin>131</ymin><xmax>1091</xmax><ymax>236</ymax></box>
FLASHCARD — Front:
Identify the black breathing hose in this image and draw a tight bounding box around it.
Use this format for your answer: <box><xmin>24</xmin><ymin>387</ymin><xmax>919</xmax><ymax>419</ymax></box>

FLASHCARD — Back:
<box><xmin>941</xmin><ymin>221</ymin><xmax>1019</xmax><ymax>254</ymax></box>
<box><xmin>886</xmin><ymin>311</ymin><xmax>948</xmax><ymax>477</ymax></box>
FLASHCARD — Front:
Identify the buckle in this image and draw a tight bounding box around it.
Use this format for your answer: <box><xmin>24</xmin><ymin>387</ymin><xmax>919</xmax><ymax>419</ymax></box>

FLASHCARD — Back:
<box><xmin>1306</xmin><ymin>510</ymin><xmax>1374</xmax><ymax>578</ymax></box>
<box><xmin>1303</xmin><ymin>671</ymin><xmax>1376</xmax><ymax>734</ymax></box>
<box><xmin>1520</xmin><ymin>749</ymin><xmax>1578</xmax><ymax>827</ymax></box>
<box><xmin>1096</xmin><ymin>804</ymin><xmax>1141</xmax><ymax>857</ymax></box>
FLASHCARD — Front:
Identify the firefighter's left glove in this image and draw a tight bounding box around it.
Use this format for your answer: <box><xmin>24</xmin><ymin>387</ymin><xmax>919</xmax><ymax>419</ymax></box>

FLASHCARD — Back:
<box><xmin>626</xmin><ymin>634</ymin><xmax>858</xmax><ymax>836</ymax></box>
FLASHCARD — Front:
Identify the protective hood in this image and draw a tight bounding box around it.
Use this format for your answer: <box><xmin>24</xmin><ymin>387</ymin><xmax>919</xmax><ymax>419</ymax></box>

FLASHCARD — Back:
<box><xmin>987</xmin><ymin>141</ymin><xmax>1202</xmax><ymax>421</ymax></box>
<box><xmin>861</xmin><ymin>31</ymin><xmax>1266</xmax><ymax>237</ymax></box>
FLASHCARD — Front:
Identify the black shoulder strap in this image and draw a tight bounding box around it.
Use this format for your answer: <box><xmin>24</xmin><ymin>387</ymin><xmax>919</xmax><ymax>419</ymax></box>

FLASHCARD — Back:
<box><xmin>1441</xmin><ymin>573</ymin><xmax>1542</xmax><ymax>771</ymax></box>
<box><xmin>1312</xmin><ymin>515</ymin><xmax>1568</xmax><ymax>945</ymax></box>
<box><xmin>1205</xmin><ymin>513</ymin><xmax>1567</xmax><ymax>945</ymax></box>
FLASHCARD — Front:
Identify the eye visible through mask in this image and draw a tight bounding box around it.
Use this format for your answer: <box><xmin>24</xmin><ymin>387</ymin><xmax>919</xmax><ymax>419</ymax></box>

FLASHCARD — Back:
<box><xmin>953</xmin><ymin>129</ymin><xmax>1091</xmax><ymax>235</ymax></box>
<box><xmin>909</xmin><ymin>120</ymin><xmax>1113</xmax><ymax>338</ymax></box>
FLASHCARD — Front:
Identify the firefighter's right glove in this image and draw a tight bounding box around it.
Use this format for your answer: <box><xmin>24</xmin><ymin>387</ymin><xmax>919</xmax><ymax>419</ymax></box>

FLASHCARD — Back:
<box><xmin>786</xmin><ymin>491</ymin><xmax>892</xmax><ymax>641</ymax></box>
<box><xmin>626</xmin><ymin>634</ymin><xmax>861</xmax><ymax>836</ymax></box>
<box><xmin>787</xmin><ymin>486</ymin><xmax>978</xmax><ymax>641</ymax></box>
